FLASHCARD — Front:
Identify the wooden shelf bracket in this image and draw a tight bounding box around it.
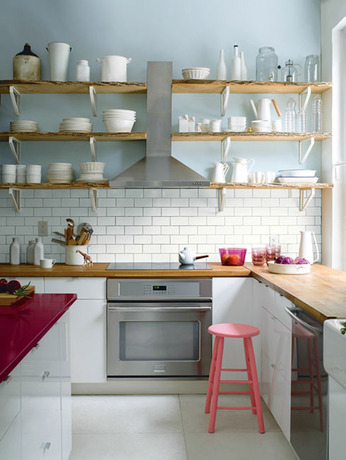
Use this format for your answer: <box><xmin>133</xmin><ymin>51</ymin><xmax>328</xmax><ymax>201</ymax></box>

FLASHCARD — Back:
<box><xmin>90</xmin><ymin>136</ymin><xmax>97</xmax><ymax>161</ymax></box>
<box><xmin>9</xmin><ymin>136</ymin><xmax>21</xmax><ymax>163</ymax></box>
<box><xmin>9</xmin><ymin>188</ymin><xmax>21</xmax><ymax>212</ymax></box>
<box><xmin>89</xmin><ymin>85</ymin><xmax>97</xmax><ymax>116</ymax></box>
<box><xmin>9</xmin><ymin>86</ymin><xmax>21</xmax><ymax>116</ymax></box>
<box><xmin>221</xmin><ymin>86</ymin><xmax>230</xmax><ymax>116</ymax></box>
<box><xmin>221</xmin><ymin>136</ymin><xmax>231</xmax><ymax>162</ymax></box>
<box><xmin>89</xmin><ymin>188</ymin><xmax>98</xmax><ymax>213</ymax></box>
<box><xmin>299</xmin><ymin>136</ymin><xmax>315</xmax><ymax>163</ymax></box>
<box><xmin>299</xmin><ymin>188</ymin><xmax>315</xmax><ymax>211</ymax></box>
<box><xmin>217</xmin><ymin>187</ymin><xmax>227</xmax><ymax>212</ymax></box>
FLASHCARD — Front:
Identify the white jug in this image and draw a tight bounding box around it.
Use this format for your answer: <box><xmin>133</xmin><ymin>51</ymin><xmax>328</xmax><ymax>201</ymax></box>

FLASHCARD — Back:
<box><xmin>96</xmin><ymin>55</ymin><xmax>132</xmax><ymax>82</ymax></box>
<box><xmin>230</xmin><ymin>157</ymin><xmax>255</xmax><ymax>183</ymax></box>
<box><xmin>298</xmin><ymin>231</ymin><xmax>319</xmax><ymax>264</ymax></box>
<box><xmin>250</xmin><ymin>98</ymin><xmax>272</xmax><ymax>123</ymax></box>
<box><xmin>212</xmin><ymin>162</ymin><xmax>230</xmax><ymax>182</ymax></box>
<box><xmin>46</xmin><ymin>42</ymin><xmax>72</xmax><ymax>81</ymax></box>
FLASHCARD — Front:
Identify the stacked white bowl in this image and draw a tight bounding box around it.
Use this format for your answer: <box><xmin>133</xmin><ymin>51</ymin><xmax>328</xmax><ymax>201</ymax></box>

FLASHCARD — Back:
<box><xmin>182</xmin><ymin>67</ymin><xmax>210</xmax><ymax>79</ymax></box>
<box><xmin>47</xmin><ymin>163</ymin><xmax>74</xmax><ymax>184</ymax></box>
<box><xmin>10</xmin><ymin>120</ymin><xmax>38</xmax><ymax>132</ymax></box>
<box><xmin>102</xmin><ymin>110</ymin><xmax>136</xmax><ymax>133</ymax></box>
<box><xmin>227</xmin><ymin>117</ymin><xmax>247</xmax><ymax>132</ymax></box>
<box><xmin>78</xmin><ymin>162</ymin><xmax>105</xmax><ymax>182</ymax></box>
<box><xmin>16</xmin><ymin>164</ymin><xmax>26</xmax><ymax>183</ymax></box>
<box><xmin>59</xmin><ymin>117</ymin><xmax>92</xmax><ymax>132</ymax></box>
<box><xmin>26</xmin><ymin>165</ymin><xmax>42</xmax><ymax>183</ymax></box>
<box><xmin>1</xmin><ymin>164</ymin><xmax>17</xmax><ymax>183</ymax></box>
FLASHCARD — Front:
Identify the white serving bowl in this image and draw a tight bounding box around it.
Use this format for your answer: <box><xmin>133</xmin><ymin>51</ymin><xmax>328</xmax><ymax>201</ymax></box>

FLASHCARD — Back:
<box><xmin>26</xmin><ymin>165</ymin><xmax>42</xmax><ymax>174</ymax></box>
<box><xmin>48</xmin><ymin>162</ymin><xmax>73</xmax><ymax>169</ymax></box>
<box><xmin>103</xmin><ymin>118</ymin><xmax>135</xmax><ymax>133</ymax></box>
<box><xmin>278</xmin><ymin>169</ymin><xmax>316</xmax><ymax>177</ymax></box>
<box><xmin>103</xmin><ymin>109</ymin><xmax>136</xmax><ymax>115</ymax></box>
<box><xmin>62</xmin><ymin>117</ymin><xmax>90</xmax><ymax>122</ymax></box>
<box><xmin>182</xmin><ymin>67</ymin><xmax>210</xmax><ymax>80</ymax></box>
<box><xmin>2</xmin><ymin>174</ymin><xmax>16</xmax><ymax>183</ymax></box>
<box><xmin>79</xmin><ymin>162</ymin><xmax>105</xmax><ymax>173</ymax></box>
<box><xmin>2</xmin><ymin>164</ymin><xmax>17</xmax><ymax>173</ymax></box>
<box><xmin>267</xmin><ymin>261</ymin><xmax>311</xmax><ymax>275</ymax></box>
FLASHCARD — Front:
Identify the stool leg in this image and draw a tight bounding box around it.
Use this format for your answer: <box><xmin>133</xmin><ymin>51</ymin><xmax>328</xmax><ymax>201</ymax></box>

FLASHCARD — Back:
<box><xmin>307</xmin><ymin>338</ymin><xmax>314</xmax><ymax>413</ymax></box>
<box><xmin>205</xmin><ymin>336</ymin><xmax>220</xmax><ymax>414</ymax></box>
<box><xmin>208</xmin><ymin>337</ymin><xmax>224</xmax><ymax>433</ymax></box>
<box><xmin>244</xmin><ymin>338</ymin><xmax>256</xmax><ymax>414</ymax></box>
<box><xmin>245</xmin><ymin>337</ymin><xmax>265</xmax><ymax>434</ymax></box>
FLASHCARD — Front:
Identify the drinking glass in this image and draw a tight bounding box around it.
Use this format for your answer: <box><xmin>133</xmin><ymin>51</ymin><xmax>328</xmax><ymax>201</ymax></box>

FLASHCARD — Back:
<box><xmin>252</xmin><ymin>247</ymin><xmax>266</xmax><ymax>266</ymax></box>
<box><xmin>266</xmin><ymin>244</ymin><xmax>281</xmax><ymax>263</ymax></box>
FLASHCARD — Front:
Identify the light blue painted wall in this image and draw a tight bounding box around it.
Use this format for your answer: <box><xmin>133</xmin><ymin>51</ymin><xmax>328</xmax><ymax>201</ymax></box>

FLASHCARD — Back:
<box><xmin>0</xmin><ymin>0</ymin><xmax>322</xmax><ymax>181</ymax></box>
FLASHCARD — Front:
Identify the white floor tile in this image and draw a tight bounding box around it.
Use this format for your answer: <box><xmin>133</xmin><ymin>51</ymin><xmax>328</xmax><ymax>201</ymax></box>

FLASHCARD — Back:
<box><xmin>70</xmin><ymin>433</ymin><xmax>187</xmax><ymax>460</ymax></box>
<box><xmin>72</xmin><ymin>395</ymin><xmax>183</xmax><ymax>434</ymax></box>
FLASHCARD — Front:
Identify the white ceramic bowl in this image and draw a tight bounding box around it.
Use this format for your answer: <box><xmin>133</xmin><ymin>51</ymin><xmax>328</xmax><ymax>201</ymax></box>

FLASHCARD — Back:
<box><xmin>182</xmin><ymin>67</ymin><xmax>210</xmax><ymax>79</ymax></box>
<box><xmin>103</xmin><ymin>118</ymin><xmax>135</xmax><ymax>133</ymax></box>
<box><xmin>26</xmin><ymin>165</ymin><xmax>42</xmax><ymax>174</ymax></box>
<box><xmin>79</xmin><ymin>162</ymin><xmax>105</xmax><ymax>173</ymax></box>
<box><xmin>278</xmin><ymin>169</ymin><xmax>316</xmax><ymax>177</ymax></box>
<box><xmin>277</xmin><ymin>177</ymin><xmax>319</xmax><ymax>183</ymax></box>
<box><xmin>267</xmin><ymin>261</ymin><xmax>311</xmax><ymax>275</ymax></box>
<box><xmin>48</xmin><ymin>162</ymin><xmax>73</xmax><ymax>169</ymax></box>
<box><xmin>26</xmin><ymin>174</ymin><xmax>41</xmax><ymax>183</ymax></box>
<box><xmin>2</xmin><ymin>164</ymin><xmax>17</xmax><ymax>173</ymax></box>
<box><xmin>2</xmin><ymin>174</ymin><xmax>16</xmax><ymax>183</ymax></box>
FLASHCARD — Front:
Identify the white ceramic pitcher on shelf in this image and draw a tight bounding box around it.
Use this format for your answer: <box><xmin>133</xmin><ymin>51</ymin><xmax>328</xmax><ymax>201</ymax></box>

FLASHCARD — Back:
<box><xmin>250</xmin><ymin>98</ymin><xmax>272</xmax><ymax>123</ymax></box>
<box><xmin>230</xmin><ymin>157</ymin><xmax>255</xmax><ymax>183</ymax></box>
<box><xmin>212</xmin><ymin>162</ymin><xmax>230</xmax><ymax>182</ymax></box>
<box><xmin>298</xmin><ymin>230</ymin><xmax>319</xmax><ymax>263</ymax></box>
<box><xmin>96</xmin><ymin>55</ymin><xmax>132</xmax><ymax>82</ymax></box>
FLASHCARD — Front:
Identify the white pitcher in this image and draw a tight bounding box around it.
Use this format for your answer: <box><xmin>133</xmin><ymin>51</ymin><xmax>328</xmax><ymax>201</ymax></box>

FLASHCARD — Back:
<box><xmin>230</xmin><ymin>158</ymin><xmax>255</xmax><ymax>183</ymax></box>
<box><xmin>250</xmin><ymin>98</ymin><xmax>272</xmax><ymax>123</ymax></box>
<box><xmin>96</xmin><ymin>55</ymin><xmax>132</xmax><ymax>82</ymax></box>
<box><xmin>46</xmin><ymin>42</ymin><xmax>72</xmax><ymax>81</ymax></box>
<box><xmin>212</xmin><ymin>162</ymin><xmax>229</xmax><ymax>182</ymax></box>
<box><xmin>298</xmin><ymin>231</ymin><xmax>319</xmax><ymax>264</ymax></box>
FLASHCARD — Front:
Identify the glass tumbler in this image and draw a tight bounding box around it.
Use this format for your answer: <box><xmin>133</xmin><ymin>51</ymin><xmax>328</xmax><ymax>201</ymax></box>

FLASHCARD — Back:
<box><xmin>304</xmin><ymin>55</ymin><xmax>320</xmax><ymax>82</ymax></box>
<box><xmin>266</xmin><ymin>244</ymin><xmax>281</xmax><ymax>263</ymax></box>
<box><xmin>251</xmin><ymin>247</ymin><xmax>266</xmax><ymax>266</ymax></box>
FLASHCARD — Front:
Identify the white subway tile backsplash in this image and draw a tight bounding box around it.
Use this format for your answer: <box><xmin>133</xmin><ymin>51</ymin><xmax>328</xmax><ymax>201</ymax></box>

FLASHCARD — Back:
<box><xmin>0</xmin><ymin>188</ymin><xmax>322</xmax><ymax>263</ymax></box>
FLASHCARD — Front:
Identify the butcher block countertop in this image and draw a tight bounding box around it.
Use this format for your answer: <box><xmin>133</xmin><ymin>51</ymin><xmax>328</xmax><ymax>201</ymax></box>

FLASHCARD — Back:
<box><xmin>0</xmin><ymin>262</ymin><xmax>251</xmax><ymax>278</ymax></box>
<box><xmin>247</xmin><ymin>263</ymin><xmax>346</xmax><ymax>322</ymax></box>
<box><xmin>1</xmin><ymin>262</ymin><xmax>346</xmax><ymax>321</ymax></box>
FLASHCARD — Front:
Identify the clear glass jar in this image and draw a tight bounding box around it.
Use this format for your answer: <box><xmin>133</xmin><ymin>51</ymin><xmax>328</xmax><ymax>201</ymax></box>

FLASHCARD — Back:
<box><xmin>256</xmin><ymin>47</ymin><xmax>278</xmax><ymax>82</ymax></box>
<box><xmin>304</xmin><ymin>55</ymin><xmax>320</xmax><ymax>82</ymax></box>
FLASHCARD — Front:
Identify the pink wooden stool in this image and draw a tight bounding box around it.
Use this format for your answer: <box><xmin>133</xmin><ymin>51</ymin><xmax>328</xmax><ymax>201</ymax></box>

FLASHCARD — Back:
<box><xmin>205</xmin><ymin>323</ymin><xmax>265</xmax><ymax>434</ymax></box>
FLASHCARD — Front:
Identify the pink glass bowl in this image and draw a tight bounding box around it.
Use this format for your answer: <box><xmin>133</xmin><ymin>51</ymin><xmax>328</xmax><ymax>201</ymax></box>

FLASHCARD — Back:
<box><xmin>219</xmin><ymin>248</ymin><xmax>247</xmax><ymax>266</ymax></box>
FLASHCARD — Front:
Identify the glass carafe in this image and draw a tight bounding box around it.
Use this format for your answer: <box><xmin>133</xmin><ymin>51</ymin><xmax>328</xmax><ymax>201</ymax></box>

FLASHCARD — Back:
<box><xmin>285</xmin><ymin>98</ymin><xmax>297</xmax><ymax>132</ymax></box>
<box><xmin>256</xmin><ymin>47</ymin><xmax>278</xmax><ymax>82</ymax></box>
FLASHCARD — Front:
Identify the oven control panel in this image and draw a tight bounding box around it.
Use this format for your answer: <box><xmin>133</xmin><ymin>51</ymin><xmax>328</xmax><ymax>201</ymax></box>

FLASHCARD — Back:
<box><xmin>107</xmin><ymin>278</ymin><xmax>212</xmax><ymax>300</ymax></box>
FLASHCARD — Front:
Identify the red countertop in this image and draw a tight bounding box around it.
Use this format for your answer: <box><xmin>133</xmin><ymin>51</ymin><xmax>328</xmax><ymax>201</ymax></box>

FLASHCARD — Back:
<box><xmin>0</xmin><ymin>293</ymin><xmax>77</xmax><ymax>383</ymax></box>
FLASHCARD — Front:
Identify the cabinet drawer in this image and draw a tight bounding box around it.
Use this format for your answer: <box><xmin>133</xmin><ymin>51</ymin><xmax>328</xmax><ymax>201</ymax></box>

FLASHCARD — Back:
<box><xmin>45</xmin><ymin>277</ymin><xmax>106</xmax><ymax>299</ymax></box>
<box><xmin>0</xmin><ymin>366</ymin><xmax>20</xmax><ymax>441</ymax></box>
<box><xmin>274</xmin><ymin>292</ymin><xmax>293</xmax><ymax>329</ymax></box>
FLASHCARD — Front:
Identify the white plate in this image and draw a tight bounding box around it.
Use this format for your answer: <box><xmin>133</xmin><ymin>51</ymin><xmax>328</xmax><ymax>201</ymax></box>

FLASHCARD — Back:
<box><xmin>277</xmin><ymin>177</ymin><xmax>318</xmax><ymax>183</ymax></box>
<box><xmin>278</xmin><ymin>169</ymin><xmax>316</xmax><ymax>177</ymax></box>
<box><xmin>267</xmin><ymin>261</ymin><xmax>311</xmax><ymax>274</ymax></box>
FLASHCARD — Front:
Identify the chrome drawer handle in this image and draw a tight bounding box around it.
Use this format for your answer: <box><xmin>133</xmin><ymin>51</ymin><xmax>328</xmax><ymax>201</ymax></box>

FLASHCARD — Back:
<box><xmin>41</xmin><ymin>442</ymin><xmax>51</xmax><ymax>453</ymax></box>
<box><xmin>41</xmin><ymin>371</ymin><xmax>50</xmax><ymax>381</ymax></box>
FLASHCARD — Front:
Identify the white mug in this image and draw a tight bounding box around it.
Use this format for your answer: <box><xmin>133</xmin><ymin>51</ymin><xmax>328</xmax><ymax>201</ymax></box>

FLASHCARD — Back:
<box><xmin>209</xmin><ymin>119</ymin><xmax>222</xmax><ymax>132</ymax></box>
<box><xmin>40</xmin><ymin>258</ymin><xmax>56</xmax><ymax>269</ymax></box>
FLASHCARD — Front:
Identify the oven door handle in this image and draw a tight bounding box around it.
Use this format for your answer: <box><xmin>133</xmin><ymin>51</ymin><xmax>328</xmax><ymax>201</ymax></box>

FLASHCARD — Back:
<box><xmin>108</xmin><ymin>306</ymin><xmax>212</xmax><ymax>312</ymax></box>
<box><xmin>284</xmin><ymin>306</ymin><xmax>322</xmax><ymax>336</ymax></box>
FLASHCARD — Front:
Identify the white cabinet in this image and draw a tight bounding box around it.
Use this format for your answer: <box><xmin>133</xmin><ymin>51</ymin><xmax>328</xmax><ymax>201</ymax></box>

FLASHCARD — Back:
<box><xmin>0</xmin><ymin>415</ymin><xmax>21</xmax><ymax>460</ymax></box>
<box><xmin>0</xmin><ymin>365</ymin><xmax>21</xmax><ymax>441</ymax></box>
<box><xmin>45</xmin><ymin>278</ymin><xmax>107</xmax><ymax>383</ymax></box>
<box><xmin>212</xmin><ymin>278</ymin><xmax>255</xmax><ymax>380</ymax></box>
<box><xmin>254</xmin><ymin>280</ymin><xmax>292</xmax><ymax>441</ymax></box>
<box><xmin>21</xmin><ymin>323</ymin><xmax>62</xmax><ymax>460</ymax></box>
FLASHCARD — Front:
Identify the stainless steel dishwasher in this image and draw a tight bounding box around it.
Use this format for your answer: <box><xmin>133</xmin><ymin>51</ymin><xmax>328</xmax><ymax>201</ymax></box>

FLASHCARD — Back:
<box><xmin>285</xmin><ymin>305</ymin><xmax>328</xmax><ymax>460</ymax></box>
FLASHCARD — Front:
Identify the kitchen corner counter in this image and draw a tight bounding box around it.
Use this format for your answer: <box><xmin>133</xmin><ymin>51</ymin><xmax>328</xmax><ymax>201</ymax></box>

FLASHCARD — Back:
<box><xmin>0</xmin><ymin>293</ymin><xmax>77</xmax><ymax>383</ymax></box>
<box><xmin>247</xmin><ymin>263</ymin><xmax>346</xmax><ymax>322</ymax></box>
<box><xmin>0</xmin><ymin>262</ymin><xmax>252</xmax><ymax>278</ymax></box>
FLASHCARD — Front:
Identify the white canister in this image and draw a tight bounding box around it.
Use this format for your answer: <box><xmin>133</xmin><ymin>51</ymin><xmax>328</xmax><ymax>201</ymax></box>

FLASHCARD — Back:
<box><xmin>65</xmin><ymin>245</ymin><xmax>87</xmax><ymax>265</ymax></box>
<box><xmin>33</xmin><ymin>237</ymin><xmax>44</xmax><ymax>266</ymax></box>
<box><xmin>96</xmin><ymin>55</ymin><xmax>132</xmax><ymax>82</ymax></box>
<box><xmin>46</xmin><ymin>42</ymin><xmax>72</xmax><ymax>81</ymax></box>
<box><xmin>10</xmin><ymin>237</ymin><xmax>20</xmax><ymax>265</ymax></box>
<box><xmin>76</xmin><ymin>60</ymin><xmax>90</xmax><ymax>81</ymax></box>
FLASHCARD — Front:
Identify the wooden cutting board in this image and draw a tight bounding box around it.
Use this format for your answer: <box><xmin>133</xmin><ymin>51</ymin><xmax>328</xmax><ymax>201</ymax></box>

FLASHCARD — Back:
<box><xmin>0</xmin><ymin>286</ymin><xmax>35</xmax><ymax>306</ymax></box>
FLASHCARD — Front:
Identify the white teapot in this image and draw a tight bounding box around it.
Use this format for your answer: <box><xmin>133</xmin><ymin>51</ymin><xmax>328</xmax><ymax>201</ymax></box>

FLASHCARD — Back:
<box><xmin>178</xmin><ymin>247</ymin><xmax>209</xmax><ymax>265</ymax></box>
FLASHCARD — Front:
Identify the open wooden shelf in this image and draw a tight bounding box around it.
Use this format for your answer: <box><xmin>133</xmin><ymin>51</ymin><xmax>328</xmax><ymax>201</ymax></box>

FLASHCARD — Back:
<box><xmin>0</xmin><ymin>81</ymin><xmax>146</xmax><ymax>94</ymax></box>
<box><xmin>172</xmin><ymin>132</ymin><xmax>331</xmax><ymax>142</ymax></box>
<box><xmin>0</xmin><ymin>80</ymin><xmax>332</xmax><ymax>96</ymax></box>
<box><xmin>0</xmin><ymin>182</ymin><xmax>333</xmax><ymax>190</ymax></box>
<box><xmin>0</xmin><ymin>132</ymin><xmax>146</xmax><ymax>141</ymax></box>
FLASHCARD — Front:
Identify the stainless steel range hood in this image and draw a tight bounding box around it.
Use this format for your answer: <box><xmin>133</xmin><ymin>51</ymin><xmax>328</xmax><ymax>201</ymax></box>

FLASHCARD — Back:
<box><xmin>109</xmin><ymin>62</ymin><xmax>210</xmax><ymax>188</ymax></box>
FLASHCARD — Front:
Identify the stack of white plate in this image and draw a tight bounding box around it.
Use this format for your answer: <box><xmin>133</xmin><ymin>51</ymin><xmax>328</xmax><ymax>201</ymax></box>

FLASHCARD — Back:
<box><xmin>77</xmin><ymin>161</ymin><xmax>106</xmax><ymax>182</ymax></box>
<box><xmin>47</xmin><ymin>163</ymin><xmax>74</xmax><ymax>184</ymax></box>
<box><xmin>277</xmin><ymin>169</ymin><xmax>318</xmax><ymax>183</ymax></box>
<box><xmin>10</xmin><ymin>120</ymin><xmax>38</xmax><ymax>132</ymax></box>
<box><xmin>102</xmin><ymin>109</ymin><xmax>136</xmax><ymax>133</ymax></box>
<box><xmin>227</xmin><ymin>117</ymin><xmax>247</xmax><ymax>132</ymax></box>
<box><xmin>59</xmin><ymin>117</ymin><xmax>93</xmax><ymax>132</ymax></box>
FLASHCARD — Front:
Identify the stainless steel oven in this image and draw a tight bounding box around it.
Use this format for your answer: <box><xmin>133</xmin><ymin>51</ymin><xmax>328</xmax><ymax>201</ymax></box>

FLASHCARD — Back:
<box><xmin>106</xmin><ymin>278</ymin><xmax>212</xmax><ymax>378</ymax></box>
